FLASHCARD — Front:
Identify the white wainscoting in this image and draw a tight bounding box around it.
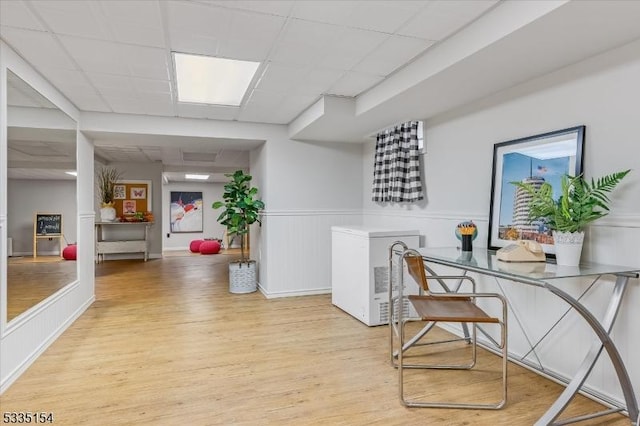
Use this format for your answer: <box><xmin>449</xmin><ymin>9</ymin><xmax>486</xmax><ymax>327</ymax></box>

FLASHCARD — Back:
<box><xmin>0</xmin><ymin>213</ymin><xmax>96</xmax><ymax>393</ymax></box>
<box><xmin>259</xmin><ymin>210</ymin><xmax>362</xmax><ymax>298</ymax></box>
<box><xmin>363</xmin><ymin>209</ymin><xmax>640</xmax><ymax>407</ymax></box>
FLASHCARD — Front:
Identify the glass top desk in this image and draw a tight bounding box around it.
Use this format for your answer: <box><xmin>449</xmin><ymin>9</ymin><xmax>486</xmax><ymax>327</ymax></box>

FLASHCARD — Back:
<box><xmin>402</xmin><ymin>246</ymin><xmax>639</xmax><ymax>425</ymax></box>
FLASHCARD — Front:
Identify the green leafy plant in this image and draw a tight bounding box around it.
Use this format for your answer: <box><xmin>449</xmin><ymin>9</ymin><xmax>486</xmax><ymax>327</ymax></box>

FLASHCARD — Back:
<box><xmin>212</xmin><ymin>170</ymin><xmax>265</xmax><ymax>263</ymax></box>
<box><xmin>96</xmin><ymin>166</ymin><xmax>122</xmax><ymax>206</ymax></box>
<box><xmin>512</xmin><ymin>170</ymin><xmax>630</xmax><ymax>233</ymax></box>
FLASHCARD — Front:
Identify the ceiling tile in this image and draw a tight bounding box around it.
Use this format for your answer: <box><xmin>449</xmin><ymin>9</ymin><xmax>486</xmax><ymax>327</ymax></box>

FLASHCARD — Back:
<box><xmin>291</xmin><ymin>68</ymin><xmax>345</xmax><ymax>95</ymax></box>
<box><xmin>353</xmin><ymin>35</ymin><xmax>434</xmax><ymax>76</ymax></box>
<box><xmin>399</xmin><ymin>0</ymin><xmax>497</xmax><ymax>40</ymax></box>
<box><xmin>166</xmin><ymin>1</ymin><xmax>231</xmax><ymax>36</ymax></box>
<box><xmin>0</xmin><ymin>27</ymin><xmax>77</xmax><ymax>70</ymax></box>
<box><xmin>245</xmin><ymin>89</ymin><xmax>286</xmax><ymax>107</ymax></box>
<box><xmin>327</xmin><ymin>71</ymin><xmax>384</xmax><ymax>97</ymax></box>
<box><xmin>177</xmin><ymin>103</ymin><xmax>239</xmax><ymax>120</ymax></box>
<box><xmin>120</xmin><ymin>45</ymin><xmax>169</xmax><ymax>80</ymax></box>
<box><xmin>199</xmin><ymin>1</ymin><xmax>294</xmax><ymax>17</ymax></box>
<box><xmin>236</xmin><ymin>107</ymin><xmax>286</xmax><ymax>124</ymax></box>
<box><xmin>140</xmin><ymin>94</ymin><xmax>175</xmax><ymax>117</ymax></box>
<box><xmin>217</xmin><ymin>9</ymin><xmax>285</xmax><ymax>61</ymax></box>
<box><xmin>169</xmin><ymin>30</ymin><xmax>219</xmax><ymax>57</ymax></box>
<box><xmin>291</xmin><ymin>1</ymin><xmax>359</xmax><ymax>27</ymax></box>
<box><xmin>59</xmin><ymin>35</ymin><xmax>129</xmax><ymax>74</ymax></box>
<box><xmin>86</xmin><ymin>72</ymin><xmax>135</xmax><ymax>91</ymax></box>
<box><xmin>254</xmin><ymin>62</ymin><xmax>307</xmax><ymax>92</ymax></box>
<box><xmin>102</xmin><ymin>95</ymin><xmax>147</xmax><ymax>115</ymax></box>
<box><xmin>99</xmin><ymin>0</ymin><xmax>163</xmax><ymax>23</ymax></box>
<box><xmin>349</xmin><ymin>1</ymin><xmax>427</xmax><ymax>33</ymax></box>
<box><xmin>109</xmin><ymin>21</ymin><xmax>165</xmax><ymax>48</ymax></box>
<box><xmin>132</xmin><ymin>78</ymin><xmax>173</xmax><ymax>95</ymax></box>
<box><xmin>318</xmin><ymin>27</ymin><xmax>388</xmax><ymax>70</ymax></box>
<box><xmin>30</xmin><ymin>0</ymin><xmax>110</xmax><ymax>41</ymax></box>
<box><xmin>62</xmin><ymin>91</ymin><xmax>112</xmax><ymax>112</ymax></box>
<box><xmin>0</xmin><ymin>1</ymin><xmax>45</xmax><ymax>31</ymax></box>
<box><xmin>280</xmin><ymin>18</ymin><xmax>342</xmax><ymax>48</ymax></box>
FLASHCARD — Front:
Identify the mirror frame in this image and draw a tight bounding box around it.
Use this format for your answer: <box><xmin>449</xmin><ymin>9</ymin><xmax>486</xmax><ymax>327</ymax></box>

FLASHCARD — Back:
<box><xmin>488</xmin><ymin>126</ymin><xmax>585</xmax><ymax>256</ymax></box>
<box><xmin>1</xmin><ymin>65</ymin><xmax>79</xmax><ymax>332</ymax></box>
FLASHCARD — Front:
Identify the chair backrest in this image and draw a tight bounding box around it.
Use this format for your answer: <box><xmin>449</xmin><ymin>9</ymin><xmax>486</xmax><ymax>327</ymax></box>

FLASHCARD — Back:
<box><xmin>404</xmin><ymin>254</ymin><xmax>429</xmax><ymax>292</ymax></box>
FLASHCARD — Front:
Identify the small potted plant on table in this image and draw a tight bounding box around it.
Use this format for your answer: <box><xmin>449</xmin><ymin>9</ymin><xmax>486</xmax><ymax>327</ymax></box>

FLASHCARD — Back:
<box><xmin>213</xmin><ymin>170</ymin><xmax>265</xmax><ymax>293</ymax></box>
<box><xmin>96</xmin><ymin>166</ymin><xmax>122</xmax><ymax>222</ymax></box>
<box><xmin>512</xmin><ymin>170</ymin><xmax>630</xmax><ymax>266</ymax></box>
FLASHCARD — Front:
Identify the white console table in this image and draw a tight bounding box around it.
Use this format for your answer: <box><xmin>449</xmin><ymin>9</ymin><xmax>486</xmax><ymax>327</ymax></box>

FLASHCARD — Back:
<box><xmin>95</xmin><ymin>221</ymin><xmax>153</xmax><ymax>262</ymax></box>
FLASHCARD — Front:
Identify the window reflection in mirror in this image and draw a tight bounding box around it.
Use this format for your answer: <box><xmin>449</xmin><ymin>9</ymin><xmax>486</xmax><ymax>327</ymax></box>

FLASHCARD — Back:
<box><xmin>6</xmin><ymin>70</ymin><xmax>78</xmax><ymax>322</ymax></box>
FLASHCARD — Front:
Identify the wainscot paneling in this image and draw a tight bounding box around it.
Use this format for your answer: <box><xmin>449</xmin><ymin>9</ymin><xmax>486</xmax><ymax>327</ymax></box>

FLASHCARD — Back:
<box><xmin>259</xmin><ymin>210</ymin><xmax>362</xmax><ymax>298</ymax></box>
<box><xmin>0</xmin><ymin>213</ymin><xmax>95</xmax><ymax>393</ymax></box>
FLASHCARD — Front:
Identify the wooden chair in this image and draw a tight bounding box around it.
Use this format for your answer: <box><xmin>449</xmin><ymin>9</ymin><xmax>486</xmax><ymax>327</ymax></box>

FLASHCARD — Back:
<box><xmin>395</xmin><ymin>249</ymin><xmax>508</xmax><ymax>410</ymax></box>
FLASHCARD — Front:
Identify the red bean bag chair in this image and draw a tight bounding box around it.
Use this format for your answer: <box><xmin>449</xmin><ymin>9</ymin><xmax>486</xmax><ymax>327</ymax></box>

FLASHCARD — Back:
<box><xmin>199</xmin><ymin>240</ymin><xmax>221</xmax><ymax>255</ymax></box>
<box><xmin>190</xmin><ymin>239</ymin><xmax>204</xmax><ymax>253</ymax></box>
<box><xmin>62</xmin><ymin>244</ymin><xmax>77</xmax><ymax>261</ymax></box>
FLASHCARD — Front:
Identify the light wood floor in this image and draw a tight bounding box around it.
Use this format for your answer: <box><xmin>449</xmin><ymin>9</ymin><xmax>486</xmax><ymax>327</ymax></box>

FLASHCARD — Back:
<box><xmin>7</xmin><ymin>255</ymin><xmax>76</xmax><ymax>321</ymax></box>
<box><xmin>0</xmin><ymin>253</ymin><xmax>629</xmax><ymax>425</ymax></box>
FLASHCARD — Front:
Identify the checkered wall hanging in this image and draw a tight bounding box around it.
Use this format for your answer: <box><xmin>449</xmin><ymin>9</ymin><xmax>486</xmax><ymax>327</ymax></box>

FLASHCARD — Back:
<box><xmin>372</xmin><ymin>121</ymin><xmax>423</xmax><ymax>202</ymax></box>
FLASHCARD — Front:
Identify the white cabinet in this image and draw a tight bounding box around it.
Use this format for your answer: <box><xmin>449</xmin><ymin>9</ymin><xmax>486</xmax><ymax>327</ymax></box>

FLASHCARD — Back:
<box><xmin>95</xmin><ymin>222</ymin><xmax>153</xmax><ymax>262</ymax></box>
<box><xmin>331</xmin><ymin>226</ymin><xmax>419</xmax><ymax>326</ymax></box>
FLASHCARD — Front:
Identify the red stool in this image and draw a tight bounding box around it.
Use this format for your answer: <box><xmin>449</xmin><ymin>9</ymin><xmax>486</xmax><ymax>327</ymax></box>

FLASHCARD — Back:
<box><xmin>62</xmin><ymin>244</ymin><xmax>77</xmax><ymax>260</ymax></box>
<box><xmin>190</xmin><ymin>239</ymin><xmax>204</xmax><ymax>253</ymax></box>
<box><xmin>199</xmin><ymin>240</ymin><xmax>221</xmax><ymax>255</ymax></box>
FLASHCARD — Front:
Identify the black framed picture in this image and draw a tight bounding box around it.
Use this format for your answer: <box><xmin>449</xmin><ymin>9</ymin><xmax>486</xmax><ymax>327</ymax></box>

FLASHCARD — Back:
<box><xmin>488</xmin><ymin>126</ymin><xmax>585</xmax><ymax>256</ymax></box>
<box><xmin>170</xmin><ymin>191</ymin><xmax>203</xmax><ymax>233</ymax></box>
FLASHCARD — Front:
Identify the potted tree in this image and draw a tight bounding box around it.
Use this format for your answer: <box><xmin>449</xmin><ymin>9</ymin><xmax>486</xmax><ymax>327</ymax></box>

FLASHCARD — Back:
<box><xmin>512</xmin><ymin>169</ymin><xmax>630</xmax><ymax>266</ymax></box>
<box><xmin>212</xmin><ymin>170</ymin><xmax>265</xmax><ymax>293</ymax></box>
<box><xmin>96</xmin><ymin>166</ymin><xmax>122</xmax><ymax>222</ymax></box>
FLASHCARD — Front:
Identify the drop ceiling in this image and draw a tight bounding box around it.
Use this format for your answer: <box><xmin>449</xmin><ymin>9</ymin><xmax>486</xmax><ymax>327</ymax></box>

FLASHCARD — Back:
<box><xmin>0</xmin><ymin>0</ymin><xmax>497</xmax><ymax>182</ymax></box>
<box><xmin>3</xmin><ymin>1</ymin><xmax>640</xmax><ymax>183</ymax></box>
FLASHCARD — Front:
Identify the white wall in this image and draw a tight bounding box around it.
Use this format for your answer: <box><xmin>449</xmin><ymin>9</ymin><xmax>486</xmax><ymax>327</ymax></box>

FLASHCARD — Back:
<box><xmin>362</xmin><ymin>38</ymin><xmax>640</xmax><ymax>407</ymax></box>
<box><xmin>1</xmin><ymin>41</ymin><xmax>95</xmax><ymax>393</ymax></box>
<box><xmin>7</xmin><ymin>179</ymin><xmax>77</xmax><ymax>255</ymax></box>
<box><xmin>162</xmin><ymin>181</ymin><xmax>226</xmax><ymax>250</ymax></box>
<box><xmin>258</xmin><ymin>137</ymin><xmax>364</xmax><ymax>297</ymax></box>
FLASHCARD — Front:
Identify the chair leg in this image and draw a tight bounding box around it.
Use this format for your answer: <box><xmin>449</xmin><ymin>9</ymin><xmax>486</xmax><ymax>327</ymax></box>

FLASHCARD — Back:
<box><xmin>399</xmin><ymin>320</ymin><xmax>507</xmax><ymax>409</ymax></box>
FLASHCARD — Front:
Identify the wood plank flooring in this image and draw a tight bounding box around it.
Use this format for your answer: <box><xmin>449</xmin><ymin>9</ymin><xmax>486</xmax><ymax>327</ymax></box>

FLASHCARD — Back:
<box><xmin>0</xmin><ymin>253</ymin><xmax>629</xmax><ymax>425</ymax></box>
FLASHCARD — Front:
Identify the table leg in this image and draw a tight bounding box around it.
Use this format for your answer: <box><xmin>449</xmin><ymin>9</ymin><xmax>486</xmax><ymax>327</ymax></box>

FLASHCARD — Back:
<box><xmin>536</xmin><ymin>275</ymin><xmax>638</xmax><ymax>425</ymax></box>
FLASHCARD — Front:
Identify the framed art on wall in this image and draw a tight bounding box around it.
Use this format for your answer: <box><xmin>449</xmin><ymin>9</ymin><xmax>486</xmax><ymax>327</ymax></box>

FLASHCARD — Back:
<box><xmin>487</xmin><ymin>126</ymin><xmax>585</xmax><ymax>256</ymax></box>
<box><xmin>170</xmin><ymin>191</ymin><xmax>203</xmax><ymax>233</ymax></box>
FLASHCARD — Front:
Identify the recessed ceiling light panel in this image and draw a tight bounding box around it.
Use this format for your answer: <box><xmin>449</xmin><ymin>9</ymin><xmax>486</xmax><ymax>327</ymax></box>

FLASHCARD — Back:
<box><xmin>173</xmin><ymin>53</ymin><xmax>260</xmax><ymax>106</ymax></box>
<box><xmin>185</xmin><ymin>174</ymin><xmax>210</xmax><ymax>180</ymax></box>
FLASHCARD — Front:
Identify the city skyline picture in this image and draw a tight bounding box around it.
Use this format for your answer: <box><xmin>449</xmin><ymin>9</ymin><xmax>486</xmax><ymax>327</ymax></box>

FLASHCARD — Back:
<box><xmin>498</xmin><ymin>152</ymin><xmax>570</xmax><ymax>242</ymax></box>
<box><xmin>488</xmin><ymin>125</ymin><xmax>585</xmax><ymax>253</ymax></box>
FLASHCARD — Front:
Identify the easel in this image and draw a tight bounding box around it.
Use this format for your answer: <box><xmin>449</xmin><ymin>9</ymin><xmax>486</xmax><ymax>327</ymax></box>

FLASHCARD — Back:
<box><xmin>33</xmin><ymin>212</ymin><xmax>64</xmax><ymax>258</ymax></box>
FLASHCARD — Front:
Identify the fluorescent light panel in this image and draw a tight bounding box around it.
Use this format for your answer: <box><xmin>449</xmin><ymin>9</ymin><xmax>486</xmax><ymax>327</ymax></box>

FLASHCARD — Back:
<box><xmin>173</xmin><ymin>53</ymin><xmax>260</xmax><ymax>106</ymax></box>
<box><xmin>185</xmin><ymin>174</ymin><xmax>210</xmax><ymax>180</ymax></box>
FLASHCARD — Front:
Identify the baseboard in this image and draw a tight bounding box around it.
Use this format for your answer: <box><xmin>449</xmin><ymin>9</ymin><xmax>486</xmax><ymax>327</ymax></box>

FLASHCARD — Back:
<box><xmin>0</xmin><ymin>295</ymin><xmax>95</xmax><ymax>394</ymax></box>
<box><xmin>260</xmin><ymin>286</ymin><xmax>331</xmax><ymax>299</ymax></box>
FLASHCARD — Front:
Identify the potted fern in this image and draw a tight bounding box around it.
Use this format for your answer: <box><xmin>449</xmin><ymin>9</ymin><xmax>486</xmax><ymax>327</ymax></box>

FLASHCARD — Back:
<box><xmin>212</xmin><ymin>170</ymin><xmax>264</xmax><ymax>293</ymax></box>
<box><xmin>512</xmin><ymin>169</ymin><xmax>630</xmax><ymax>265</ymax></box>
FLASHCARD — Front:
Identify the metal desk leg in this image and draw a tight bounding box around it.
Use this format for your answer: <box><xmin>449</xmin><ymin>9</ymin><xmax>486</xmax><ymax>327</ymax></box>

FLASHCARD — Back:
<box><xmin>536</xmin><ymin>275</ymin><xmax>638</xmax><ymax>425</ymax></box>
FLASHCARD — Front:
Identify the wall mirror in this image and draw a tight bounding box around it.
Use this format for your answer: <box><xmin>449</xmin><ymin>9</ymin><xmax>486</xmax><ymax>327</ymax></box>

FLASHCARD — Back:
<box><xmin>5</xmin><ymin>69</ymin><xmax>78</xmax><ymax>323</ymax></box>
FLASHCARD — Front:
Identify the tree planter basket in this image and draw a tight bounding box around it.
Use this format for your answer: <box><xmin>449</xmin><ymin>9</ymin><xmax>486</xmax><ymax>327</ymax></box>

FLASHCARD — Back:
<box><xmin>229</xmin><ymin>261</ymin><xmax>257</xmax><ymax>293</ymax></box>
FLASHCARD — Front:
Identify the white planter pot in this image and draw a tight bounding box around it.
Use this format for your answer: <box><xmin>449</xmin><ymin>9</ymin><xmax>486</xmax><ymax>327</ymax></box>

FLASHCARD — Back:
<box><xmin>553</xmin><ymin>231</ymin><xmax>584</xmax><ymax>266</ymax></box>
<box><xmin>229</xmin><ymin>261</ymin><xmax>257</xmax><ymax>294</ymax></box>
<box><xmin>100</xmin><ymin>206</ymin><xmax>117</xmax><ymax>222</ymax></box>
